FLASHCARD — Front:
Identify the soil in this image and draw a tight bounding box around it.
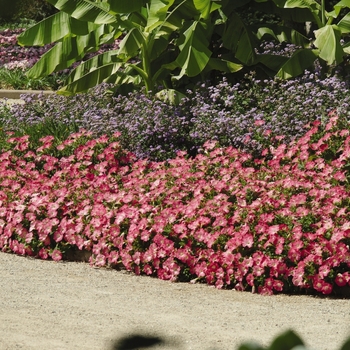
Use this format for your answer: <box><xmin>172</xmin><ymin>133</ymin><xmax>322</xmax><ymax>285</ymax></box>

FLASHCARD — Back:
<box><xmin>0</xmin><ymin>252</ymin><xmax>349</xmax><ymax>350</ymax></box>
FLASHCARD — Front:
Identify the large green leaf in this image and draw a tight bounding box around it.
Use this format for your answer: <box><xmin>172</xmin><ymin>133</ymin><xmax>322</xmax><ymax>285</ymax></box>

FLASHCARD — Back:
<box><xmin>17</xmin><ymin>11</ymin><xmax>100</xmax><ymax>46</ymax></box>
<box><xmin>328</xmin><ymin>0</ymin><xmax>350</xmax><ymax>19</ymax></box>
<box><xmin>105</xmin><ymin>65</ymin><xmax>142</xmax><ymax>87</ymax></box>
<box><xmin>276</xmin><ymin>49</ymin><xmax>319</xmax><ymax>78</ymax></box>
<box><xmin>287</xmin><ymin>1</ymin><xmax>321</xmax><ymax>28</ymax></box>
<box><xmin>118</xmin><ymin>27</ymin><xmax>145</xmax><ymax>58</ymax></box>
<box><xmin>256</xmin><ymin>54</ymin><xmax>289</xmax><ymax>72</ymax></box>
<box><xmin>58</xmin><ymin>62</ymin><xmax>124</xmax><ymax>94</ymax></box>
<box><xmin>146</xmin><ymin>0</ymin><xmax>176</xmax><ymax>32</ymax></box>
<box><xmin>45</xmin><ymin>0</ymin><xmax>116</xmax><ymax>24</ymax></box>
<box><xmin>205</xmin><ymin>58</ymin><xmax>243</xmax><ymax>73</ymax></box>
<box><xmin>255</xmin><ymin>25</ymin><xmax>309</xmax><ymax>47</ymax></box>
<box><xmin>253</xmin><ymin>1</ymin><xmax>316</xmax><ymax>23</ymax></box>
<box><xmin>268</xmin><ymin>0</ymin><xmax>321</xmax><ymax>25</ymax></box>
<box><xmin>171</xmin><ymin>21</ymin><xmax>212</xmax><ymax>79</ymax></box>
<box><xmin>147</xmin><ymin>0</ymin><xmax>187</xmax><ymax>37</ymax></box>
<box><xmin>26</xmin><ymin>24</ymin><xmax>115</xmax><ymax>78</ymax></box>
<box><xmin>177</xmin><ymin>0</ymin><xmax>201</xmax><ymax>19</ymax></box>
<box><xmin>342</xmin><ymin>40</ymin><xmax>350</xmax><ymax>54</ymax></box>
<box><xmin>193</xmin><ymin>0</ymin><xmax>211</xmax><ymax>19</ymax></box>
<box><xmin>314</xmin><ymin>24</ymin><xmax>344</xmax><ymax>65</ymax></box>
<box><xmin>222</xmin><ymin>12</ymin><xmax>257</xmax><ymax>65</ymax></box>
<box><xmin>336</xmin><ymin>13</ymin><xmax>350</xmax><ymax>33</ymax></box>
<box><xmin>272</xmin><ymin>0</ymin><xmax>320</xmax><ymax>9</ymax></box>
<box><xmin>26</xmin><ymin>39</ymin><xmax>83</xmax><ymax>78</ymax></box>
<box><xmin>269</xmin><ymin>330</ymin><xmax>304</xmax><ymax>350</ymax></box>
<box><xmin>65</xmin><ymin>50</ymin><xmax>121</xmax><ymax>84</ymax></box>
<box><xmin>152</xmin><ymin>15</ymin><xmax>182</xmax><ymax>38</ymax></box>
<box><xmin>149</xmin><ymin>36</ymin><xmax>169</xmax><ymax>60</ymax></box>
<box><xmin>107</xmin><ymin>0</ymin><xmax>145</xmax><ymax>14</ymax></box>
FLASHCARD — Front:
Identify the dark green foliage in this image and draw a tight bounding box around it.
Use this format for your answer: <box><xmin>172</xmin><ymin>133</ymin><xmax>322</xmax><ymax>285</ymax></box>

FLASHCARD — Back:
<box><xmin>0</xmin><ymin>0</ymin><xmax>57</xmax><ymax>22</ymax></box>
<box><xmin>238</xmin><ymin>330</ymin><xmax>350</xmax><ymax>350</ymax></box>
<box><xmin>0</xmin><ymin>0</ymin><xmax>22</xmax><ymax>21</ymax></box>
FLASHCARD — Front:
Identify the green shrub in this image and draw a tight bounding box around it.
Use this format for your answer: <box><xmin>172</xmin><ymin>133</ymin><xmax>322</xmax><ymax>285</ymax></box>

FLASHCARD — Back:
<box><xmin>0</xmin><ymin>0</ymin><xmax>57</xmax><ymax>22</ymax></box>
<box><xmin>16</xmin><ymin>0</ymin><xmax>58</xmax><ymax>21</ymax></box>
<box><xmin>0</xmin><ymin>0</ymin><xmax>22</xmax><ymax>21</ymax></box>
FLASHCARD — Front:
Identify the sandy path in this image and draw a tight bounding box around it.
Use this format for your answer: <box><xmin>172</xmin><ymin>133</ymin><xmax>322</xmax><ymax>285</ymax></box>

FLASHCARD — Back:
<box><xmin>0</xmin><ymin>252</ymin><xmax>349</xmax><ymax>350</ymax></box>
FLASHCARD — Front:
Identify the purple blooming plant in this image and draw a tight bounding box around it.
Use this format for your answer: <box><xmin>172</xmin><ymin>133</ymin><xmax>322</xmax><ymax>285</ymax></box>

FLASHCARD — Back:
<box><xmin>2</xmin><ymin>67</ymin><xmax>350</xmax><ymax>161</ymax></box>
<box><xmin>186</xmin><ymin>70</ymin><xmax>350</xmax><ymax>156</ymax></box>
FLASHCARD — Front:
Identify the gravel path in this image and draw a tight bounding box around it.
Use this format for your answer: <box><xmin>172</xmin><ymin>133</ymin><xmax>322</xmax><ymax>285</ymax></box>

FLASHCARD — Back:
<box><xmin>0</xmin><ymin>252</ymin><xmax>349</xmax><ymax>350</ymax></box>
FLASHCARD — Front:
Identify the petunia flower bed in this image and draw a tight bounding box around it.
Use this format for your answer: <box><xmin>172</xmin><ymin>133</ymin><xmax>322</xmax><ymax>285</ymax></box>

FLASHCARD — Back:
<box><xmin>0</xmin><ymin>115</ymin><xmax>350</xmax><ymax>296</ymax></box>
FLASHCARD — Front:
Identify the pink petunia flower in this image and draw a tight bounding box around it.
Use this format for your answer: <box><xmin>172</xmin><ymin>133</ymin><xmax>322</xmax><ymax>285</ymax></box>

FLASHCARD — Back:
<box><xmin>38</xmin><ymin>248</ymin><xmax>49</xmax><ymax>260</ymax></box>
<box><xmin>51</xmin><ymin>249</ymin><xmax>62</xmax><ymax>262</ymax></box>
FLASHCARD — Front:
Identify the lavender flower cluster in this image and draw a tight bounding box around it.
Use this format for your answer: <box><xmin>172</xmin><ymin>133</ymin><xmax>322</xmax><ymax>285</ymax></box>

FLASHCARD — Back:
<box><xmin>2</xmin><ymin>67</ymin><xmax>350</xmax><ymax>161</ymax></box>
<box><xmin>256</xmin><ymin>41</ymin><xmax>302</xmax><ymax>57</ymax></box>
<box><xmin>187</xmin><ymin>71</ymin><xmax>350</xmax><ymax>155</ymax></box>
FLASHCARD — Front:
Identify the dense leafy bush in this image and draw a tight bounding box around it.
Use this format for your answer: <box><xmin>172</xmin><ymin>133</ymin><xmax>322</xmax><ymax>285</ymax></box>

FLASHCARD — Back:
<box><xmin>0</xmin><ymin>0</ymin><xmax>23</xmax><ymax>22</ymax></box>
<box><xmin>2</xmin><ymin>71</ymin><xmax>350</xmax><ymax>160</ymax></box>
<box><xmin>17</xmin><ymin>0</ymin><xmax>256</xmax><ymax>96</ymax></box>
<box><xmin>0</xmin><ymin>0</ymin><xmax>57</xmax><ymax>22</ymax></box>
<box><xmin>16</xmin><ymin>0</ymin><xmax>350</xmax><ymax>98</ymax></box>
<box><xmin>15</xmin><ymin>0</ymin><xmax>58</xmax><ymax>22</ymax></box>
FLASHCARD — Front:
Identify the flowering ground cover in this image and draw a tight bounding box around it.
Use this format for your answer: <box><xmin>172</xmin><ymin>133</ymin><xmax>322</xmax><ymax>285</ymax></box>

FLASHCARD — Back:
<box><xmin>0</xmin><ymin>19</ymin><xmax>349</xmax><ymax>297</ymax></box>
<box><xmin>0</xmin><ymin>114</ymin><xmax>349</xmax><ymax>296</ymax></box>
<box><xmin>2</xmin><ymin>69</ymin><xmax>350</xmax><ymax>162</ymax></box>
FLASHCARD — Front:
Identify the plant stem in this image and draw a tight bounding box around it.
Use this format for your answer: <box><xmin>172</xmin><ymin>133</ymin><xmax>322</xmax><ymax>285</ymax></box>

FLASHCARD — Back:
<box><xmin>321</xmin><ymin>0</ymin><xmax>325</xmax><ymax>26</ymax></box>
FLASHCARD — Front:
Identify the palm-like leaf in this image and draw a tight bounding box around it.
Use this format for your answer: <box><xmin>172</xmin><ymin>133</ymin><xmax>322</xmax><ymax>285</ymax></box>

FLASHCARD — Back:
<box><xmin>146</xmin><ymin>0</ymin><xmax>176</xmax><ymax>32</ymax></box>
<box><xmin>171</xmin><ymin>21</ymin><xmax>212</xmax><ymax>79</ymax></box>
<box><xmin>327</xmin><ymin>0</ymin><xmax>350</xmax><ymax>19</ymax></box>
<box><xmin>17</xmin><ymin>11</ymin><xmax>100</xmax><ymax>46</ymax></box>
<box><xmin>276</xmin><ymin>49</ymin><xmax>319</xmax><ymax>78</ymax></box>
<box><xmin>26</xmin><ymin>24</ymin><xmax>117</xmax><ymax>78</ymax></box>
<box><xmin>59</xmin><ymin>62</ymin><xmax>124</xmax><ymax>94</ymax></box>
<box><xmin>64</xmin><ymin>50</ymin><xmax>121</xmax><ymax>84</ymax></box>
<box><xmin>21</xmin><ymin>0</ymin><xmax>348</xmax><ymax>96</ymax></box>
<box><xmin>222</xmin><ymin>12</ymin><xmax>257</xmax><ymax>65</ymax></box>
<box><xmin>314</xmin><ymin>25</ymin><xmax>344</xmax><ymax>65</ymax></box>
<box><xmin>45</xmin><ymin>0</ymin><xmax>116</xmax><ymax>24</ymax></box>
<box><xmin>193</xmin><ymin>0</ymin><xmax>211</xmax><ymax>19</ymax></box>
<box><xmin>255</xmin><ymin>25</ymin><xmax>310</xmax><ymax>48</ymax></box>
<box><xmin>335</xmin><ymin>13</ymin><xmax>350</xmax><ymax>33</ymax></box>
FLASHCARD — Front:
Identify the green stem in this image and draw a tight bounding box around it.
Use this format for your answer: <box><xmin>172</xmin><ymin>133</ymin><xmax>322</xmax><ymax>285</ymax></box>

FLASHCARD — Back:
<box><xmin>129</xmin><ymin>63</ymin><xmax>151</xmax><ymax>93</ymax></box>
<box><xmin>141</xmin><ymin>40</ymin><xmax>152</xmax><ymax>93</ymax></box>
<box><xmin>321</xmin><ymin>0</ymin><xmax>326</xmax><ymax>26</ymax></box>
